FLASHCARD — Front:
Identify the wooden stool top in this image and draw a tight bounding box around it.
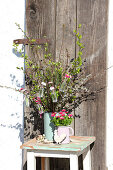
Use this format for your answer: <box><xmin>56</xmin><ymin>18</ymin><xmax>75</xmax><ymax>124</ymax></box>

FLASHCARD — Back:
<box><xmin>20</xmin><ymin>136</ymin><xmax>96</xmax><ymax>152</ymax></box>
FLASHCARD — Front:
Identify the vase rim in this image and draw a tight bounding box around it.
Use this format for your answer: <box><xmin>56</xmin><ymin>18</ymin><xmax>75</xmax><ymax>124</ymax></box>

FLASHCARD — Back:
<box><xmin>56</xmin><ymin>125</ymin><xmax>71</xmax><ymax>127</ymax></box>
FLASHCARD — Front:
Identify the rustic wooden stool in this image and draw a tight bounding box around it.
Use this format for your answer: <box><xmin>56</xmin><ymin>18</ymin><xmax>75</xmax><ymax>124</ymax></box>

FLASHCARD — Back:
<box><xmin>20</xmin><ymin>136</ymin><xmax>95</xmax><ymax>170</ymax></box>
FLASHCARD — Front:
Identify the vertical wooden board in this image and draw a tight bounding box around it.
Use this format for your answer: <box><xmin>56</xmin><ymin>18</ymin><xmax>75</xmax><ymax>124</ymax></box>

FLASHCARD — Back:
<box><xmin>55</xmin><ymin>0</ymin><xmax>77</xmax><ymax>169</ymax></box>
<box><xmin>25</xmin><ymin>0</ymin><xmax>56</xmax><ymax>137</ymax></box>
<box><xmin>25</xmin><ymin>0</ymin><xmax>56</xmax><ymax>169</ymax></box>
<box><xmin>26</xmin><ymin>0</ymin><xmax>56</xmax><ymax>57</ymax></box>
<box><xmin>56</xmin><ymin>0</ymin><xmax>77</xmax><ymax>129</ymax></box>
<box><xmin>56</xmin><ymin>0</ymin><xmax>77</xmax><ymax>62</ymax></box>
<box><xmin>75</xmin><ymin>0</ymin><xmax>108</xmax><ymax>170</ymax></box>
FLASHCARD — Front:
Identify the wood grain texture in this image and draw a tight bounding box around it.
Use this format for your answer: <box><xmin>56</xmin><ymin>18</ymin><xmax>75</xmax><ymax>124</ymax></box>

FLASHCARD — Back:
<box><xmin>20</xmin><ymin>136</ymin><xmax>96</xmax><ymax>151</ymax></box>
<box><xmin>55</xmin><ymin>1</ymin><xmax>77</xmax><ymax>168</ymax></box>
<box><xmin>75</xmin><ymin>0</ymin><xmax>108</xmax><ymax>170</ymax></box>
<box><xmin>22</xmin><ymin>137</ymin><xmax>95</xmax><ymax>170</ymax></box>
<box><xmin>24</xmin><ymin>0</ymin><xmax>108</xmax><ymax>169</ymax></box>
<box><xmin>26</xmin><ymin>0</ymin><xmax>56</xmax><ymax>56</ymax></box>
<box><xmin>41</xmin><ymin>157</ymin><xmax>45</xmax><ymax>170</ymax></box>
<box><xmin>25</xmin><ymin>0</ymin><xmax>56</xmax><ymax>137</ymax></box>
<box><xmin>25</xmin><ymin>0</ymin><xmax>56</xmax><ymax>169</ymax></box>
<box><xmin>56</xmin><ymin>0</ymin><xmax>77</xmax><ymax>62</ymax></box>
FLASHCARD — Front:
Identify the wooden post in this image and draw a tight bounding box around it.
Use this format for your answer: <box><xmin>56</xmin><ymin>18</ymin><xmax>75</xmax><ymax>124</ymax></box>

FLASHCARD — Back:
<box><xmin>45</xmin><ymin>157</ymin><xmax>50</xmax><ymax>170</ymax></box>
<box><xmin>41</xmin><ymin>157</ymin><xmax>45</xmax><ymax>170</ymax></box>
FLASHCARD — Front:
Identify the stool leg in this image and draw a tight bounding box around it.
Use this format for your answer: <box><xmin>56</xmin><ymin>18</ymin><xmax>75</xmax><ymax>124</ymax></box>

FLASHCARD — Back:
<box><xmin>45</xmin><ymin>157</ymin><xmax>50</xmax><ymax>170</ymax></box>
<box><xmin>27</xmin><ymin>152</ymin><xmax>36</xmax><ymax>170</ymax></box>
<box><xmin>41</xmin><ymin>157</ymin><xmax>45</xmax><ymax>170</ymax></box>
<box><xmin>70</xmin><ymin>154</ymin><xmax>78</xmax><ymax>170</ymax></box>
<box><xmin>83</xmin><ymin>147</ymin><xmax>91</xmax><ymax>170</ymax></box>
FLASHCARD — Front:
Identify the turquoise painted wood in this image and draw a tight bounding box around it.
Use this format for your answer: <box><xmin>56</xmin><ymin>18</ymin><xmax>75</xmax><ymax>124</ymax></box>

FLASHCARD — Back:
<box><xmin>20</xmin><ymin>136</ymin><xmax>96</xmax><ymax>152</ymax></box>
<box><xmin>44</xmin><ymin>112</ymin><xmax>55</xmax><ymax>141</ymax></box>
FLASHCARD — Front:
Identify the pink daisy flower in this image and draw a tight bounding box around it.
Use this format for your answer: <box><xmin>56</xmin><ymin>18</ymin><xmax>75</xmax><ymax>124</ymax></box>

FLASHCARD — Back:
<box><xmin>61</xmin><ymin>113</ymin><xmax>65</xmax><ymax>116</ymax></box>
<box><xmin>60</xmin><ymin>117</ymin><xmax>65</xmax><ymax>120</ymax></box>
<box><xmin>19</xmin><ymin>88</ymin><xmax>24</xmax><ymax>91</ymax></box>
<box><xmin>62</xmin><ymin>109</ymin><xmax>66</xmax><ymax>112</ymax></box>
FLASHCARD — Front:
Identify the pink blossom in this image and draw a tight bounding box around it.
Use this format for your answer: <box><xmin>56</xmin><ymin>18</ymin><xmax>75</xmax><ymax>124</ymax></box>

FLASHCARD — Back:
<box><xmin>68</xmin><ymin>114</ymin><xmax>73</xmax><ymax>117</ymax></box>
<box><xmin>56</xmin><ymin>115</ymin><xmax>60</xmax><ymax>118</ymax></box>
<box><xmin>51</xmin><ymin>114</ymin><xmax>54</xmax><ymax>117</ymax></box>
<box><xmin>65</xmin><ymin>74</ymin><xmax>72</xmax><ymax>78</ymax></box>
<box><xmin>62</xmin><ymin>109</ymin><xmax>66</xmax><ymax>112</ymax></box>
<box><xmin>48</xmin><ymin>82</ymin><xmax>53</xmax><ymax>84</ymax></box>
<box><xmin>39</xmin><ymin>110</ymin><xmax>43</xmax><ymax>118</ymax></box>
<box><xmin>59</xmin><ymin>111</ymin><xmax>63</xmax><ymax>114</ymax></box>
<box><xmin>52</xmin><ymin>112</ymin><xmax>57</xmax><ymax>115</ymax></box>
<box><xmin>19</xmin><ymin>88</ymin><xmax>24</xmax><ymax>91</ymax></box>
<box><xmin>33</xmin><ymin>97</ymin><xmax>41</xmax><ymax>104</ymax></box>
<box><xmin>40</xmin><ymin>115</ymin><xmax>42</xmax><ymax>118</ymax></box>
<box><xmin>61</xmin><ymin>113</ymin><xmax>65</xmax><ymax>116</ymax></box>
<box><xmin>60</xmin><ymin>117</ymin><xmax>65</xmax><ymax>120</ymax></box>
<box><xmin>37</xmin><ymin>97</ymin><xmax>41</xmax><ymax>100</ymax></box>
<box><xmin>35</xmin><ymin>100</ymin><xmax>40</xmax><ymax>104</ymax></box>
<box><xmin>19</xmin><ymin>88</ymin><xmax>28</xmax><ymax>94</ymax></box>
<box><xmin>65</xmin><ymin>74</ymin><xmax>70</xmax><ymax>78</ymax></box>
<box><xmin>36</xmin><ymin>97</ymin><xmax>41</xmax><ymax>103</ymax></box>
<box><xmin>51</xmin><ymin>113</ymin><xmax>56</xmax><ymax>117</ymax></box>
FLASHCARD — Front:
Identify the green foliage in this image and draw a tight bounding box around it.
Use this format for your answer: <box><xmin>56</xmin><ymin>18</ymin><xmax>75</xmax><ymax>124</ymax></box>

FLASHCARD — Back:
<box><xmin>14</xmin><ymin>23</ymin><xmax>90</xmax><ymax>116</ymax></box>
<box><xmin>51</xmin><ymin>111</ymin><xmax>74</xmax><ymax>126</ymax></box>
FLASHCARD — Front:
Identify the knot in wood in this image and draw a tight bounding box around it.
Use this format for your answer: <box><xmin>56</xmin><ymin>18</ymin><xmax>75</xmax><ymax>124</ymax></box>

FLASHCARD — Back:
<box><xmin>30</xmin><ymin>9</ymin><xmax>37</xmax><ymax>19</ymax></box>
<box><xmin>29</xmin><ymin>3</ymin><xmax>37</xmax><ymax>19</ymax></box>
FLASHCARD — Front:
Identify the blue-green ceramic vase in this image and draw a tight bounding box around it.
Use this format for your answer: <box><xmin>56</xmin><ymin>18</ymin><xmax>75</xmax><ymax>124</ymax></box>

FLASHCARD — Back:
<box><xmin>44</xmin><ymin>112</ymin><xmax>55</xmax><ymax>141</ymax></box>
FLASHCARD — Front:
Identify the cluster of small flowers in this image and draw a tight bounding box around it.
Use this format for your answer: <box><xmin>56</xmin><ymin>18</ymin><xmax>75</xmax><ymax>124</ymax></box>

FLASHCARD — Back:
<box><xmin>19</xmin><ymin>88</ymin><xmax>44</xmax><ymax>118</ymax></box>
<box><xmin>19</xmin><ymin>88</ymin><xmax>28</xmax><ymax>94</ymax></box>
<box><xmin>65</xmin><ymin>74</ymin><xmax>72</xmax><ymax>78</ymax></box>
<box><xmin>19</xmin><ymin>88</ymin><xmax>42</xmax><ymax>104</ymax></box>
<box><xmin>33</xmin><ymin>97</ymin><xmax>41</xmax><ymax>104</ymax></box>
<box><xmin>51</xmin><ymin>109</ymin><xmax>73</xmax><ymax>120</ymax></box>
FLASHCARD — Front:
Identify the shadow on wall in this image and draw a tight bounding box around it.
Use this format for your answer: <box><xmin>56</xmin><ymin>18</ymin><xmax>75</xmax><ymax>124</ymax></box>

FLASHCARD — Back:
<box><xmin>0</xmin><ymin>121</ymin><xmax>24</xmax><ymax>143</ymax></box>
<box><xmin>24</xmin><ymin>104</ymin><xmax>44</xmax><ymax>140</ymax></box>
<box><xmin>12</xmin><ymin>46</ymin><xmax>25</xmax><ymax>58</ymax></box>
<box><xmin>10</xmin><ymin>74</ymin><xmax>24</xmax><ymax>88</ymax></box>
<box><xmin>11</xmin><ymin>48</ymin><xmax>43</xmax><ymax>141</ymax></box>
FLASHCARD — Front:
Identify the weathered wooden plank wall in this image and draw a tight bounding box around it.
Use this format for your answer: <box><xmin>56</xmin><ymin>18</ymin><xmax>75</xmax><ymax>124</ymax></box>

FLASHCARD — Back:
<box><xmin>75</xmin><ymin>1</ymin><xmax>108</xmax><ymax>170</ymax></box>
<box><xmin>24</xmin><ymin>0</ymin><xmax>56</xmax><ymax>169</ymax></box>
<box><xmin>24</xmin><ymin>0</ymin><xmax>108</xmax><ymax>170</ymax></box>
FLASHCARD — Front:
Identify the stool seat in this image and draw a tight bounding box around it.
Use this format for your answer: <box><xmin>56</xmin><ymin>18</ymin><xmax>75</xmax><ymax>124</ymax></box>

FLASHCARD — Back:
<box><xmin>20</xmin><ymin>136</ymin><xmax>96</xmax><ymax>170</ymax></box>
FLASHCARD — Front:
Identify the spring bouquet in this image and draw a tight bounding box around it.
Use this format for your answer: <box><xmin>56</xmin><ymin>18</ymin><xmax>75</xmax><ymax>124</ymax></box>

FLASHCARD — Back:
<box><xmin>14</xmin><ymin>23</ymin><xmax>91</xmax><ymax>119</ymax></box>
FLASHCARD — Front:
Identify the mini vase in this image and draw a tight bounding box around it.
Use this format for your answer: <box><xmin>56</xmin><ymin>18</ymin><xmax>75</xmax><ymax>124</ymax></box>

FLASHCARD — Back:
<box><xmin>44</xmin><ymin>112</ymin><xmax>55</xmax><ymax>141</ymax></box>
<box><xmin>57</xmin><ymin>126</ymin><xmax>74</xmax><ymax>144</ymax></box>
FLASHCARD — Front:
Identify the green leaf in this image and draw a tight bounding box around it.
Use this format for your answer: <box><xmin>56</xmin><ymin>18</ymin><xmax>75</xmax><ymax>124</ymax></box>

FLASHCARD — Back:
<box><xmin>16</xmin><ymin>67</ymin><xmax>20</xmax><ymax>69</ymax></box>
<box><xmin>78</xmin><ymin>24</ymin><xmax>82</xmax><ymax>28</ymax></box>
<box><xmin>78</xmin><ymin>51</ymin><xmax>83</xmax><ymax>56</ymax></box>
<box><xmin>31</xmin><ymin>39</ymin><xmax>36</xmax><ymax>43</ymax></box>
<box><xmin>78</xmin><ymin>35</ymin><xmax>82</xmax><ymax>40</ymax></box>
<box><xmin>32</xmin><ymin>65</ymin><xmax>35</xmax><ymax>69</ymax></box>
